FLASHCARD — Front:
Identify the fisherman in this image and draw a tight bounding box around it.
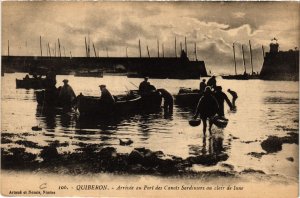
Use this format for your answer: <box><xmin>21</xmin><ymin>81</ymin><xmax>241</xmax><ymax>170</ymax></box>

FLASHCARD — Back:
<box><xmin>193</xmin><ymin>87</ymin><xmax>219</xmax><ymax>136</ymax></box>
<box><xmin>59</xmin><ymin>79</ymin><xmax>76</xmax><ymax>106</ymax></box>
<box><xmin>227</xmin><ymin>89</ymin><xmax>238</xmax><ymax>108</ymax></box>
<box><xmin>207</xmin><ymin>76</ymin><xmax>217</xmax><ymax>90</ymax></box>
<box><xmin>139</xmin><ymin>77</ymin><xmax>150</xmax><ymax>94</ymax></box>
<box><xmin>139</xmin><ymin>77</ymin><xmax>156</xmax><ymax>95</ymax></box>
<box><xmin>214</xmin><ymin>86</ymin><xmax>233</xmax><ymax>118</ymax></box>
<box><xmin>46</xmin><ymin>67</ymin><xmax>57</xmax><ymax>89</ymax></box>
<box><xmin>99</xmin><ymin>85</ymin><xmax>115</xmax><ymax>105</ymax></box>
<box><xmin>157</xmin><ymin>88</ymin><xmax>173</xmax><ymax>113</ymax></box>
<box><xmin>199</xmin><ymin>79</ymin><xmax>206</xmax><ymax>94</ymax></box>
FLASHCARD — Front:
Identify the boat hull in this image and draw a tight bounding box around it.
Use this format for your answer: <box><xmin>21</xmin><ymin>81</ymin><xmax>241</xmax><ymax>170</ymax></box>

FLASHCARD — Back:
<box><xmin>221</xmin><ymin>75</ymin><xmax>249</xmax><ymax>80</ymax></box>
<box><xmin>175</xmin><ymin>88</ymin><xmax>201</xmax><ymax>108</ymax></box>
<box><xmin>77</xmin><ymin>91</ymin><xmax>162</xmax><ymax>117</ymax></box>
<box><xmin>16</xmin><ymin>78</ymin><xmax>47</xmax><ymax>89</ymax></box>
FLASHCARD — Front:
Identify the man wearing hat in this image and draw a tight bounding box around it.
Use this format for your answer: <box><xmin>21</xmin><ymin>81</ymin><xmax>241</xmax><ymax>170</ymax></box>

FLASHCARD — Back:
<box><xmin>59</xmin><ymin>79</ymin><xmax>76</xmax><ymax>106</ymax></box>
<box><xmin>99</xmin><ymin>85</ymin><xmax>115</xmax><ymax>104</ymax></box>
<box><xmin>139</xmin><ymin>77</ymin><xmax>150</xmax><ymax>95</ymax></box>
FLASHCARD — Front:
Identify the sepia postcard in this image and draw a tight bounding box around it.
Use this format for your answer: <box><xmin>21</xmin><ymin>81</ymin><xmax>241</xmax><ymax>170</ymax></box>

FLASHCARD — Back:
<box><xmin>1</xmin><ymin>1</ymin><xmax>299</xmax><ymax>197</ymax></box>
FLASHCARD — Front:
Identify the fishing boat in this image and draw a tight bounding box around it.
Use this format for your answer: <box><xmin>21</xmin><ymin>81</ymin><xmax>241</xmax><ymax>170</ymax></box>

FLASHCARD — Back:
<box><xmin>222</xmin><ymin>74</ymin><xmax>249</xmax><ymax>80</ymax></box>
<box><xmin>16</xmin><ymin>77</ymin><xmax>47</xmax><ymax>89</ymax></box>
<box><xmin>77</xmin><ymin>90</ymin><xmax>162</xmax><ymax>117</ymax></box>
<box><xmin>222</xmin><ymin>41</ymin><xmax>260</xmax><ymax>80</ymax></box>
<box><xmin>74</xmin><ymin>69</ymin><xmax>103</xmax><ymax>77</ymax></box>
<box><xmin>175</xmin><ymin>88</ymin><xmax>202</xmax><ymax>108</ymax></box>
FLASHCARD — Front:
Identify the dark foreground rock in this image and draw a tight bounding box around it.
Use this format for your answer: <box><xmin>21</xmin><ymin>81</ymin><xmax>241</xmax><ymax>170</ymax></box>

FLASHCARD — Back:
<box><xmin>261</xmin><ymin>136</ymin><xmax>282</xmax><ymax>153</ymax></box>
<box><xmin>261</xmin><ymin>133</ymin><xmax>298</xmax><ymax>153</ymax></box>
<box><xmin>1</xmin><ymin>145</ymin><xmax>229</xmax><ymax>175</ymax></box>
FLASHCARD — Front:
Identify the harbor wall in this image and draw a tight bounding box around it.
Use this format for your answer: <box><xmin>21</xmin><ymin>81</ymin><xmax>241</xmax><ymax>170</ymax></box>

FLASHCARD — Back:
<box><xmin>1</xmin><ymin>56</ymin><xmax>207</xmax><ymax>79</ymax></box>
<box><xmin>260</xmin><ymin>50</ymin><xmax>299</xmax><ymax>81</ymax></box>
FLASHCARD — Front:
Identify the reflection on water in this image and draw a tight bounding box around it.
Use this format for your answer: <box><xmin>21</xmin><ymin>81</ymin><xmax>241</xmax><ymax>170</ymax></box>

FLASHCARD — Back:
<box><xmin>1</xmin><ymin>73</ymin><xmax>299</xmax><ymax>177</ymax></box>
<box><xmin>189</xmin><ymin>135</ymin><xmax>225</xmax><ymax>156</ymax></box>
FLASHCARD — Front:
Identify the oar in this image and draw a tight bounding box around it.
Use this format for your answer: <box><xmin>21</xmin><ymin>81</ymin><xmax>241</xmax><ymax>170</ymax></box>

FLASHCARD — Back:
<box><xmin>130</xmin><ymin>82</ymin><xmax>138</xmax><ymax>89</ymax></box>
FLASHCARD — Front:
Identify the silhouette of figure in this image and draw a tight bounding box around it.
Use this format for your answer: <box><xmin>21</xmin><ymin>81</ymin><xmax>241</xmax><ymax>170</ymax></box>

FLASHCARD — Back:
<box><xmin>59</xmin><ymin>79</ymin><xmax>76</xmax><ymax>107</ymax></box>
<box><xmin>157</xmin><ymin>88</ymin><xmax>173</xmax><ymax>113</ymax></box>
<box><xmin>214</xmin><ymin>86</ymin><xmax>233</xmax><ymax>117</ymax></box>
<box><xmin>199</xmin><ymin>79</ymin><xmax>206</xmax><ymax>94</ymax></box>
<box><xmin>99</xmin><ymin>84</ymin><xmax>115</xmax><ymax>105</ymax></box>
<box><xmin>194</xmin><ymin>87</ymin><xmax>219</xmax><ymax>136</ymax></box>
<box><xmin>139</xmin><ymin>77</ymin><xmax>150</xmax><ymax>94</ymax></box>
<box><xmin>227</xmin><ymin>89</ymin><xmax>238</xmax><ymax>108</ymax></box>
<box><xmin>46</xmin><ymin>67</ymin><xmax>57</xmax><ymax>89</ymax></box>
<box><xmin>139</xmin><ymin>77</ymin><xmax>156</xmax><ymax>95</ymax></box>
<box><xmin>207</xmin><ymin>76</ymin><xmax>217</xmax><ymax>90</ymax></box>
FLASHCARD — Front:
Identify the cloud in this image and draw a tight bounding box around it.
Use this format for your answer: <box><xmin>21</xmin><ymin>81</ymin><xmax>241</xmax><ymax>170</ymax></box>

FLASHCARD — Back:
<box><xmin>2</xmin><ymin>1</ymin><xmax>299</xmax><ymax>73</ymax></box>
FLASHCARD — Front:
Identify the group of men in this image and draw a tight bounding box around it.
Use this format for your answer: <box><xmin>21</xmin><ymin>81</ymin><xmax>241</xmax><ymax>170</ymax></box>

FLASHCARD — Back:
<box><xmin>194</xmin><ymin>76</ymin><xmax>238</xmax><ymax>136</ymax></box>
<box><xmin>139</xmin><ymin>77</ymin><xmax>174</xmax><ymax>112</ymax></box>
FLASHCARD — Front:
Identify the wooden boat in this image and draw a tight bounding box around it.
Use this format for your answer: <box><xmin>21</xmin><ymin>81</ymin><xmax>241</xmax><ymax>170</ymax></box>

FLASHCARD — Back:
<box><xmin>74</xmin><ymin>69</ymin><xmax>103</xmax><ymax>77</ymax></box>
<box><xmin>175</xmin><ymin>88</ymin><xmax>202</xmax><ymax>108</ymax></box>
<box><xmin>77</xmin><ymin>90</ymin><xmax>162</xmax><ymax>116</ymax></box>
<box><xmin>221</xmin><ymin>74</ymin><xmax>249</xmax><ymax>80</ymax></box>
<box><xmin>16</xmin><ymin>78</ymin><xmax>47</xmax><ymax>89</ymax></box>
<box><xmin>222</xmin><ymin>74</ymin><xmax>260</xmax><ymax>80</ymax></box>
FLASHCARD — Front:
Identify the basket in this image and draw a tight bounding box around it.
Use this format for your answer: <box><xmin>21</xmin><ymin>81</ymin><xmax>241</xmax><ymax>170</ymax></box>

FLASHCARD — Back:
<box><xmin>189</xmin><ymin>119</ymin><xmax>201</xmax><ymax>127</ymax></box>
<box><xmin>211</xmin><ymin>116</ymin><xmax>228</xmax><ymax>128</ymax></box>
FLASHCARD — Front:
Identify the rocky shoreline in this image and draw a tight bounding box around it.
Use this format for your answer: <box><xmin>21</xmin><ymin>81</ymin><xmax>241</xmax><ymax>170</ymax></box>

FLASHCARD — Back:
<box><xmin>1</xmin><ymin>131</ymin><xmax>298</xmax><ymax>177</ymax></box>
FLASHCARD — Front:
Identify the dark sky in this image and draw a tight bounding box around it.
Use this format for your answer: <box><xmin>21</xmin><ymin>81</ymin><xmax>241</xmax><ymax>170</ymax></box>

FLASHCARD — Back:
<box><xmin>2</xmin><ymin>2</ymin><xmax>299</xmax><ymax>74</ymax></box>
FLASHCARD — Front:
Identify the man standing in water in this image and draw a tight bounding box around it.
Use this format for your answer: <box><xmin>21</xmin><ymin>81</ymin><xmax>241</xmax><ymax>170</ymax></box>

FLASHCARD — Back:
<box><xmin>59</xmin><ymin>79</ymin><xmax>76</xmax><ymax>106</ymax></box>
<box><xmin>227</xmin><ymin>89</ymin><xmax>238</xmax><ymax>108</ymax></box>
<box><xmin>206</xmin><ymin>76</ymin><xmax>217</xmax><ymax>90</ymax></box>
<box><xmin>214</xmin><ymin>86</ymin><xmax>233</xmax><ymax>118</ymax></box>
<box><xmin>193</xmin><ymin>87</ymin><xmax>219</xmax><ymax>136</ymax></box>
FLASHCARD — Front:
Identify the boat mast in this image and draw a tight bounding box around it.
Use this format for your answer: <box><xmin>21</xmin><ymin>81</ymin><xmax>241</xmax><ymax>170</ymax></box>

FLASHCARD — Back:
<box><xmin>126</xmin><ymin>47</ymin><xmax>128</xmax><ymax>58</ymax></box>
<box><xmin>242</xmin><ymin>44</ymin><xmax>247</xmax><ymax>73</ymax></box>
<box><xmin>147</xmin><ymin>45</ymin><xmax>150</xmax><ymax>58</ymax></box>
<box><xmin>48</xmin><ymin>43</ymin><xmax>51</xmax><ymax>58</ymax></box>
<box><xmin>249</xmin><ymin>40</ymin><xmax>253</xmax><ymax>75</ymax></box>
<box><xmin>262</xmin><ymin>45</ymin><xmax>265</xmax><ymax>58</ymax></box>
<box><xmin>138</xmin><ymin>39</ymin><xmax>142</xmax><ymax>58</ymax></box>
<box><xmin>58</xmin><ymin>38</ymin><xmax>61</xmax><ymax>58</ymax></box>
<box><xmin>85</xmin><ymin>37</ymin><xmax>88</xmax><ymax>57</ymax></box>
<box><xmin>162</xmin><ymin>43</ymin><xmax>164</xmax><ymax>58</ymax></box>
<box><xmin>232</xmin><ymin>43</ymin><xmax>237</xmax><ymax>75</ymax></box>
<box><xmin>175</xmin><ymin>37</ymin><xmax>177</xmax><ymax>57</ymax></box>
<box><xmin>40</xmin><ymin>36</ymin><xmax>42</xmax><ymax>57</ymax></box>
<box><xmin>54</xmin><ymin>43</ymin><xmax>56</xmax><ymax>57</ymax></box>
<box><xmin>93</xmin><ymin>43</ymin><xmax>97</xmax><ymax>57</ymax></box>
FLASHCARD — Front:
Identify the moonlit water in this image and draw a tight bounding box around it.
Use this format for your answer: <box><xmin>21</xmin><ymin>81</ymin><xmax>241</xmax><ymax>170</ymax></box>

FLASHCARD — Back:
<box><xmin>1</xmin><ymin>73</ymin><xmax>298</xmax><ymax>180</ymax></box>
